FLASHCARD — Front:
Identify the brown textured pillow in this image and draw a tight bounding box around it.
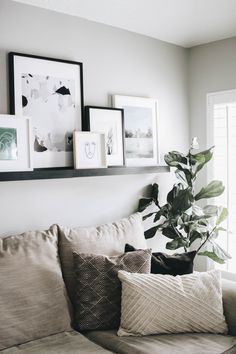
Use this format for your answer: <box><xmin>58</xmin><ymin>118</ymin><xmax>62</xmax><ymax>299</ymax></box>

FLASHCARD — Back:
<box><xmin>0</xmin><ymin>225</ymin><xmax>71</xmax><ymax>350</ymax></box>
<box><xmin>73</xmin><ymin>249</ymin><xmax>151</xmax><ymax>331</ymax></box>
<box><xmin>58</xmin><ymin>213</ymin><xmax>147</xmax><ymax>307</ymax></box>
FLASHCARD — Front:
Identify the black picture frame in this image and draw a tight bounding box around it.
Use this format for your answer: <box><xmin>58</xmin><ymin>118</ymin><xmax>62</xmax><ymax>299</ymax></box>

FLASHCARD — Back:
<box><xmin>84</xmin><ymin>106</ymin><xmax>125</xmax><ymax>166</ymax></box>
<box><xmin>8</xmin><ymin>52</ymin><xmax>84</xmax><ymax>169</ymax></box>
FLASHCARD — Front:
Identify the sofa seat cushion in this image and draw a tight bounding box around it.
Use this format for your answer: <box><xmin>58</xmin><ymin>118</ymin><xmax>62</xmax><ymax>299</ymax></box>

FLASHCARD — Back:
<box><xmin>1</xmin><ymin>331</ymin><xmax>114</xmax><ymax>354</ymax></box>
<box><xmin>85</xmin><ymin>330</ymin><xmax>236</xmax><ymax>354</ymax></box>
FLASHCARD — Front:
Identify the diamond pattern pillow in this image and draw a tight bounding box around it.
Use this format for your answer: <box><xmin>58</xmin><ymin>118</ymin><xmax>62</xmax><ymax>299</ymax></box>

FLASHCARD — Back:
<box><xmin>73</xmin><ymin>249</ymin><xmax>151</xmax><ymax>331</ymax></box>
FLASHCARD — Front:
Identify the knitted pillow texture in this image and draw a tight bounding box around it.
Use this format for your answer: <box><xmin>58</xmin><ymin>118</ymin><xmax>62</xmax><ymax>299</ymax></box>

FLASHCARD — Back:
<box><xmin>118</xmin><ymin>270</ymin><xmax>228</xmax><ymax>336</ymax></box>
<box><xmin>73</xmin><ymin>249</ymin><xmax>151</xmax><ymax>331</ymax></box>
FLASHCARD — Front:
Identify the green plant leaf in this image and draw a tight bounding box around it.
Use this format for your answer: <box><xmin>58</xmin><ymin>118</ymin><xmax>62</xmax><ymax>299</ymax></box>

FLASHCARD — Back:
<box><xmin>164</xmin><ymin>151</ymin><xmax>188</xmax><ymax>167</ymax></box>
<box><xmin>198</xmin><ymin>251</ymin><xmax>226</xmax><ymax>264</ymax></box>
<box><xmin>162</xmin><ymin>226</ymin><xmax>180</xmax><ymax>239</ymax></box>
<box><xmin>171</xmin><ymin>188</ymin><xmax>194</xmax><ymax>214</ymax></box>
<box><xmin>194</xmin><ymin>180</ymin><xmax>225</xmax><ymax>201</ymax></box>
<box><xmin>198</xmin><ymin>241</ymin><xmax>231</xmax><ymax>264</ymax></box>
<box><xmin>175</xmin><ymin>169</ymin><xmax>193</xmax><ymax>187</ymax></box>
<box><xmin>144</xmin><ymin>226</ymin><xmax>159</xmax><ymax>239</ymax></box>
<box><xmin>190</xmin><ymin>146</ymin><xmax>214</xmax><ymax>173</ymax></box>
<box><xmin>138</xmin><ymin>198</ymin><xmax>153</xmax><ymax>212</ymax></box>
<box><xmin>154</xmin><ymin>208</ymin><xmax>167</xmax><ymax>222</ymax></box>
<box><xmin>151</xmin><ymin>183</ymin><xmax>159</xmax><ymax>206</ymax></box>
<box><xmin>189</xmin><ymin>230</ymin><xmax>203</xmax><ymax>245</ymax></box>
<box><xmin>143</xmin><ymin>212</ymin><xmax>155</xmax><ymax>220</ymax></box>
<box><xmin>216</xmin><ymin>207</ymin><xmax>228</xmax><ymax>225</ymax></box>
<box><xmin>203</xmin><ymin>205</ymin><xmax>219</xmax><ymax>217</ymax></box>
<box><xmin>167</xmin><ymin>184</ymin><xmax>182</xmax><ymax>204</ymax></box>
<box><xmin>166</xmin><ymin>238</ymin><xmax>187</xmax><ymax>250</ymax></box>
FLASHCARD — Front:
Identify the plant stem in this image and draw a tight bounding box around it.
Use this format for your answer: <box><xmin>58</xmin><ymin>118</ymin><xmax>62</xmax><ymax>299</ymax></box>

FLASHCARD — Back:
<box><xmin>196</xmin><ymin>227</ymin><xmax>216</xmax><ymax>253</ymax></box>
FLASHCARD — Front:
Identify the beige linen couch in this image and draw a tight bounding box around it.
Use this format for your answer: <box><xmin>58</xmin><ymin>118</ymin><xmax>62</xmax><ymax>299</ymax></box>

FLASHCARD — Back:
<box><xmin>0</xmin><ymin>219</ymin><xmax>236</xmax><ymax>354</ymax></box>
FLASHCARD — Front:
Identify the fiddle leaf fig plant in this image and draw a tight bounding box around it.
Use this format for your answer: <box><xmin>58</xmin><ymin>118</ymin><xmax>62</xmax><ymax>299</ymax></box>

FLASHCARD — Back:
<box><xmin>139</xmin><ymin>139</ymin><xmax>231</xmax><ymax>264</ymax></box>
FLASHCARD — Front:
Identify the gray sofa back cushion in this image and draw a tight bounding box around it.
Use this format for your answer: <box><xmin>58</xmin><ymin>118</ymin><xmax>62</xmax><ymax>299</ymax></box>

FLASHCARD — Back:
<box><xmin>0</xmin><ymin>225</ymin><xmax>71</xmax><ymax>350</ymax></box>
<box><xmin>58</xmin><ymin>212</ymin><xmax>147</xmax><ymax>307</ymax></box>
<box><xmin>222</xmin><ymin>278</ymin><xmax>236</xmax><ymax>336</ymax></box>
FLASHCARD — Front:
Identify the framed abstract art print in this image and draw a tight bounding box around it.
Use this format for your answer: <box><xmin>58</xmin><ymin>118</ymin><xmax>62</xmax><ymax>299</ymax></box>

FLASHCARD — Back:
<box><xmin>9</xmin><ymin>52</ymin><xmax>84</xmax><ymax>168</ymax></box>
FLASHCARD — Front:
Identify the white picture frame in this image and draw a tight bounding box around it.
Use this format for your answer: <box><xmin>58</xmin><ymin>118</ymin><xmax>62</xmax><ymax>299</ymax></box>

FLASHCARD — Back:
<box><xmin>113</xmin><ymin>95</ymin><xmax>159</xmax><ymax>166</ymax></box>
<box><xmin>9</xmin><ymin>52</ymin><xmax>84</xmax><ymax>169</ymax></box>
<box><xmin>0</xmin><ymin>114</ymin><xmax>33</xmax><ymax>172</ymax></box>
<box><xmin>73</xmin><ymin>131</ymin><xmax>107</xmax><ymax>169</ymax></box>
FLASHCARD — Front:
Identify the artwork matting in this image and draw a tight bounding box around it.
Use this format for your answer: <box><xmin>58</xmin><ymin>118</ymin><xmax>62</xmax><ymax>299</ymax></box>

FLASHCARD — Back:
<box><xmin>9</xmin><ymin>52</ymin><xmax>84</xmax><ymax>169</ymax></box>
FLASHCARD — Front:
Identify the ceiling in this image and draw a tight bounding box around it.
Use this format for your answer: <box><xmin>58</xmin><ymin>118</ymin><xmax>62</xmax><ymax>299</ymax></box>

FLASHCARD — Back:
<box><xmin>12</xmin><ymin>0</ymin><xmax>236</xmax><ymax>48</ymax></box>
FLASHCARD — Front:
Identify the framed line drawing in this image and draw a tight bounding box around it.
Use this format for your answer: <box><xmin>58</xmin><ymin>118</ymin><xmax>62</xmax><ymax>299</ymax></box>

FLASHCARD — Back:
<box><xmin>0</xmin><ymin>115</ymin><xmax>33</xmax><ymax>172</ymax></box>
<box><xmin>73</xmin><ymin>131</ymin><xmax>107</xmax><ymax>169</ymax></box>
<box><xmin>84</xmin><ymin>106</ymin><xmax>125</xmax><ymax>166</ymax></box>
<box><xmin>9</xmin><ymin>52</ymin><xmax>84</xmax><ymax>168</ymax></box>
<box><xmin>113</xmin><ymin>95</ymin><xmax>159</xmax><ymax>166</ymax></box>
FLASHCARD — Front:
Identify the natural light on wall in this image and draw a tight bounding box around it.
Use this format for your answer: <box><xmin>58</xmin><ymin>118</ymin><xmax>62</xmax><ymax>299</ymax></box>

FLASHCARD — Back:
<box><xmin>207</xmin><ymin>90</ymin><xmax>236</xmax><ymax>273</ymax></box>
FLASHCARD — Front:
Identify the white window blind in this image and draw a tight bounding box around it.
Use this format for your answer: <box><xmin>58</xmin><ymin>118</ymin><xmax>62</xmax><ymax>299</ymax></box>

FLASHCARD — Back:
<box><xmin>207</xmin><ymin>91</ymin><xmax>236</xmax><ymax>273</ymax></box>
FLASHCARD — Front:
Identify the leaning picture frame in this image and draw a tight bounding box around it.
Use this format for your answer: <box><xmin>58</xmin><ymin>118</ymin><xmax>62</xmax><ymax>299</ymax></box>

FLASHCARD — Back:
<box><xmin>83</xmin><ymin>106</ymin><xmax>125</xmax><ymax>167</ymax></box>
<box><xmin>113</xmin><ymin>95</ymin><xmax>159</xmax><ymax>166</ymax></box>
<box><xmin>9</xmin><ymin>52</ymin><xmax>84</xmax><ymax>168</ymax></box>
<box><xmin>73</xmin><ymin>131</ymin><xmax>107</xmax><ymax>169</ymax></box>
<box><xmin>0</xmin><ymin>114</ymin><xmax>33</xmax><ymax>172</ymax></box>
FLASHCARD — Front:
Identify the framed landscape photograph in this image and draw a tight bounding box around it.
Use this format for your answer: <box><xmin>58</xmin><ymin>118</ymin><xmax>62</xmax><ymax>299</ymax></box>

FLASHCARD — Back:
<box><xmin>84</xmin><ymin>106</ymin><xmax>124</xmax><ymax>166</ymax></box>
<box><xmin>113</xmin><ymin>95</ymin><xmax>159</xmax><ymax>166</ymax></box>
<box><xmin>9</xmin><ymin>52</ymin><xmax>84</xmax><ymax>168</ymax></box>
<box><xmin>73</xmin><ymin>131</ymin><xmax>107</xmax><ymax>169</ymax></box>
<box><xmin>0</xmin><ymin>115</ymin><xmax>33</xmax><ymax>172</ymax></box>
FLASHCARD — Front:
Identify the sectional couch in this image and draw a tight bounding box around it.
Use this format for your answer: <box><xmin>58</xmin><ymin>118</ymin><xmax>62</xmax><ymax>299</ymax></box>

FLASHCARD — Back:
<box><xmin>0</xmin><ymin>213</ymin><xmax>236</xmax><ymax>354</ymax></box>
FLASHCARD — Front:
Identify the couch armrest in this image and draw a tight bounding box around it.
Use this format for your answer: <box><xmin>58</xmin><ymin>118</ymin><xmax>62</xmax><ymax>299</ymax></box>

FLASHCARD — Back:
<box><xmin>222</xmin><ymin>278</ymin><xmax>236</xmax><ymax>336</ymax></box>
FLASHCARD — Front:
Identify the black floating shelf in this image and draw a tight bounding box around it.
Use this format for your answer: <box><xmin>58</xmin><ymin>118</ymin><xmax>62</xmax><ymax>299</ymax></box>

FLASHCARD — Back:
<box><xmin>0</xmin><ymin>166</ymin><xmax>170</xmax><ymax>182</ymax></box>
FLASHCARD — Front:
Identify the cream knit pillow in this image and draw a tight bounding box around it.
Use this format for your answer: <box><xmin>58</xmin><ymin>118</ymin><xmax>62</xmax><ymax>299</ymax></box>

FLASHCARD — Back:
<box><xmin>118</xmin><ymin>270</ymin><xmax>228</xmax><ymax>336</ymax></box>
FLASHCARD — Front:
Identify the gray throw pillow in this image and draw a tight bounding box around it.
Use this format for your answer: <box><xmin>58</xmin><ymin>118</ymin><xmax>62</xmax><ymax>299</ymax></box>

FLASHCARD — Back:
<box><xmin>73</xmin><ymin>249</ymin><xmax>151</xmax><ymax>331</ymax></box>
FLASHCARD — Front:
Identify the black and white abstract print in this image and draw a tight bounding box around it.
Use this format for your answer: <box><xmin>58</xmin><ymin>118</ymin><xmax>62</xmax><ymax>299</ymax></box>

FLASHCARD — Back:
<box><xmin>21</xmin><ymin>73</ymin><xmax>76</xmax><ymax>153</ymax></box>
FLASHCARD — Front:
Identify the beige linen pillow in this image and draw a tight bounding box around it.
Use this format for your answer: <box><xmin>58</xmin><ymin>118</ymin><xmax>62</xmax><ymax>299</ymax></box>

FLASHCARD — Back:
<box><xmin>58</xmin><ymin>212</ymin><xmax>147</xmax><ymax>306</ymax></box>
<box><xmin>118</xmin><ymin>270</ymin><xmax>228</xmax><ymax>336</ymax></box>
<box><xmin>0</xmin><ymin>225</ymin><xmax>71</xmax><ymax>350</ymax></box>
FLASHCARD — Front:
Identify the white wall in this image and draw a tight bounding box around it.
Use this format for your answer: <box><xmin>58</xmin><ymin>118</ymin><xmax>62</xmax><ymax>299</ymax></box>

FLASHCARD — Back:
<box><xmin>189</xmin><ymin>37</ymin><xmax>236</xmax><ymax>269</ymax></box>
<box><xmin>0</xmin><ymin>0</ymin><xmax>189</xmax><ymax>249</ymax></box>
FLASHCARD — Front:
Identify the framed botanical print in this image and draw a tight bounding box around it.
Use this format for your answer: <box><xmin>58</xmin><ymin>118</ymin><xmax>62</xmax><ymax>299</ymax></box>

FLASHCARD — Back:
<box><xmin>0</xmin><ymin>115</ymin><xmax>33</xmax><ymax>172</ymax></box>
<box><xmin>9</xmin><ymin>52</ymin><xmax>84</xmax><ymax>168</ymax></box>
<box><xmin>113</xmin><ymin>95</ymin><xmax>159</xmax><ymax>166</ymax></box>
<box><xmin>73</xmin><ymin>131</ymin><xmax>107</xmax><ymax>169</ymax></box>
<box><xmin>84</xmin><ymin>106</ymin><xmax>125</xmax><ymax>166</ymax></box>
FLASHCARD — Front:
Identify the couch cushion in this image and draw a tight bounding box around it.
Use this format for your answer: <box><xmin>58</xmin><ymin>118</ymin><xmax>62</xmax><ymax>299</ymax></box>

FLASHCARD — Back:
<box><xmin>222</xmin><ymin>279</ymin><xmax>236</xmax><ymax>336</ymax></box>
<box><xmin>118</xmin><ymin>270</ymin><xmax>227</xmax><ymax>336</ymax></box>
<box><xmin>0</xmin><ymin>225</ymin><xmax>71</xmax><ymax>350</ymax></box>
<box><xmin>1</xmin><ymin>331</ymin><xmax>114</xmax><ymax>354</ymax></box>
<box><xmin>58</xmin><ymin>213</ymin><xmax>147</xmax><ymax>306</ymax></box>
<box><xmin>73</xmin><ymin>250</ymin><xmax>151</xmax><ymax>331</ymax></box>
<box><xmin>85</xmin><ymin>330</ymin><xmax>236</xmax><ymax>354</ymax></box>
